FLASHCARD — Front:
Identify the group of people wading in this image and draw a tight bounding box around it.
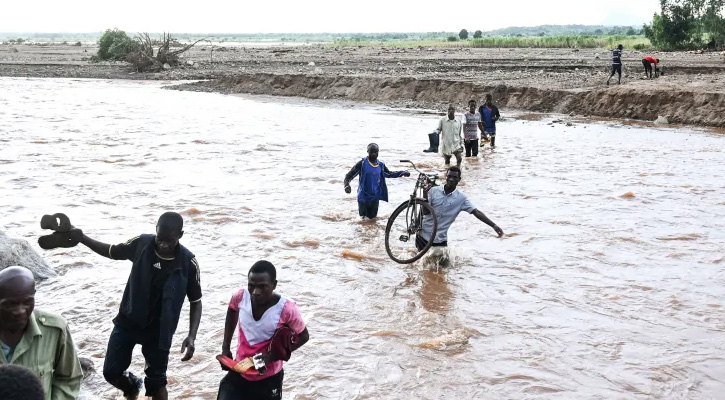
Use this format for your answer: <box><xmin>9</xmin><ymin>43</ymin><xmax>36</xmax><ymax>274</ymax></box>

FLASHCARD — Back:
<box><xmin>344</xmin><ymin>97</ymin><xmax>505</xmax><ymax>249</ymax></box>
<box><xmin>0</xmin><ymin>212</ymin><xmax>309</xmax><ymax>400</ymax></box>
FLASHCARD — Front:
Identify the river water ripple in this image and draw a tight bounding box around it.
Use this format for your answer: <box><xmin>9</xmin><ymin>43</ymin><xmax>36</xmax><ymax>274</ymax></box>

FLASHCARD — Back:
<box><xmin>1</xmin><ymin>78</ymin><xmax>724</xmax><ymax>399</ymax></box>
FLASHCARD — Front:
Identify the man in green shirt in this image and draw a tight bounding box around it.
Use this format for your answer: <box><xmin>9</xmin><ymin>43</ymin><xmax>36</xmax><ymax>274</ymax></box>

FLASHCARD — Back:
<box><xmin>0</xmin><ymin>266</ymin><xmax>82</xmax><ymax>400</ymax></box>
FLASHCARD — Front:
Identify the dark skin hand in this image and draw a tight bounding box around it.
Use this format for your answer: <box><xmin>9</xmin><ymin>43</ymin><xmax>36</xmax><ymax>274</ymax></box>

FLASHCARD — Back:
<box><xmin>444</xmin><ymin>170</ymin><xmax>504</xmax><ymax>237</ymax></box>
<box><xmin>220</xmin><ymin>271</ymin><xmax>310</xmax><ymax>368</ymax></box>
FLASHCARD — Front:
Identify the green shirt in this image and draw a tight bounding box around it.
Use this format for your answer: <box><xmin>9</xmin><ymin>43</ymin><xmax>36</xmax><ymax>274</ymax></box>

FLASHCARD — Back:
<box><xmin>0</xmin><ymin>309</ymin><xmax>82</xmax><ymax>400</ymax></box>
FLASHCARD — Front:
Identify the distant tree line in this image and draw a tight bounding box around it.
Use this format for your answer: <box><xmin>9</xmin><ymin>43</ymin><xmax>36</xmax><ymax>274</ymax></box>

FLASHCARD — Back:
<box><xmin>643</xmin><ymin>0</ymin><xmax>725</xmax><ymax>49</ymax></box>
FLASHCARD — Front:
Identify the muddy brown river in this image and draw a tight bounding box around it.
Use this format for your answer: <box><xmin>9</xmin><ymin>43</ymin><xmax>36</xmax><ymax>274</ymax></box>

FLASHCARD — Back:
<box><xmin>1</xmin><ymin>77</ymin><xmax>724</xmax><ymax>399</ymax></box>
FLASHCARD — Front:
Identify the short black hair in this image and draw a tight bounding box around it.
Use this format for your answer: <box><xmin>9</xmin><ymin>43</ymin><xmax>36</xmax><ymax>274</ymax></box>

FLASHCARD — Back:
<box><xmin>447</xmin><ymin>166</ymin><xmax>462</xmax><ymax>176</ymax></box>
<box><xmin>468</xmin><ymin>99</ymin><xmax>476</xmax><ymax>104</ymax></box>
<box><xmin>618</xmin><ymin>44</ymin><xmax>623</xmax><ymax>49</ymax></box>
<box><xmin>248</xmin><ymin>260</ymin><xmax>276</xmax><ymax>282</ymax></box>
<box><xmin>0</xmin><ymin>365</ymin><xmax>45</xmax><ymax>400</ymax></box>
<box><xmin>367</xmin><ymin>143</ymin><xmax>379</xmax><ymax>152</ymax></box>
<box><xmin>157</xmin><ymin>212</ymin><xmax>183</xmax><ymax>232</ymax></box>
<box><xmin>485</xmin><ymin>94</ymin><xmax>492</xmax><ymax>100</ymax></box>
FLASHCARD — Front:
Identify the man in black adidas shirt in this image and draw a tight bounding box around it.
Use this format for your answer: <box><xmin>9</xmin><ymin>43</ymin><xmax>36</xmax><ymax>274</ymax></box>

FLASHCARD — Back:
<box><xmin>77</xmin><ymin>212</ymin><xmax>202</xmax><ymax>400</ymax></box>
<box><xmin>606</xmin><ymin>44</ymin><xmax>624</xmax><ymax>85</ymax></box>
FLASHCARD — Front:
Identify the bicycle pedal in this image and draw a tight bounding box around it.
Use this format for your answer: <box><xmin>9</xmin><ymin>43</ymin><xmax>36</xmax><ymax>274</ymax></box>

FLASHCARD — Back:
<box><xmin>399</xmin><ymin>235</ymin><xmax>409</xmax><ymax>242</ymax></box>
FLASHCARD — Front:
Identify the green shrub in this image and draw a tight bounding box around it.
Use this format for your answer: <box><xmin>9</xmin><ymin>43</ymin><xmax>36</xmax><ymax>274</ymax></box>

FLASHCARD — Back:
<box><xmin>447</xmin><ymin>35</ymin><xmax>459</xmax><ymax>42</ymax></box>
<box><xmin>97</xmin><ymin>29</ymin><xmax>138</xmax><ymax>60</ymax></box>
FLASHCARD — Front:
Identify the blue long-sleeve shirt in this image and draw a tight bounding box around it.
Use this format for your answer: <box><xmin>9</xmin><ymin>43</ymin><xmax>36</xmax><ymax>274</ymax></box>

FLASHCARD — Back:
<box><xmin>344</xmin><ymin>158</ymin><xmax>407</xmax><ymax>203</ymax></box>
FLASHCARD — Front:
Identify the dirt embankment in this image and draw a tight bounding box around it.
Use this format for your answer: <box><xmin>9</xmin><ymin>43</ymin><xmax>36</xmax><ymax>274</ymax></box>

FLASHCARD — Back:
<box><xmin>2</xmin><ymin>43</ymin><xmax>724</xmax><ymax>127</ymax></box>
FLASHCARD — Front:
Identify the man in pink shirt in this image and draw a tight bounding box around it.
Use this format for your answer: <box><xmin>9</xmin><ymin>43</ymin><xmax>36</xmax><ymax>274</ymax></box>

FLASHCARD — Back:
<box><xmin>217</xmin><ymin>260</ymin><xmax>309</xmax><ymax>400</ymax></box>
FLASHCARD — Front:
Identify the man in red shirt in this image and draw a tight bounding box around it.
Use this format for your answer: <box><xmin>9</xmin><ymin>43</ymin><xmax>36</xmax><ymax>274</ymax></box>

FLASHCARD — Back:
<box><xmin>642</xmin><ymin>56</ymin><xmax>660</xmax><ymax>79</ymax></box>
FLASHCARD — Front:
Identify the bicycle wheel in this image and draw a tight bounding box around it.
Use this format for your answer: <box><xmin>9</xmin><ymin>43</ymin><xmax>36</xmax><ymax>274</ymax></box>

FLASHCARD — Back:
<box><xmin>385</xmin><ymin>199</ymin><xmax>438</xmax><ymax>264</ymax></box>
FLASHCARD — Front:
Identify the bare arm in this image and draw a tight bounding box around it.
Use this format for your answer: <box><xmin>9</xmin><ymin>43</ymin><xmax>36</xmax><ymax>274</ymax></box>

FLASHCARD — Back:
<box><xmin>472</xmin><ymin>209</ymin><xmax>504</xmax><ymax>237</ymax></box>
<box><xmin>180</xmin><ymin>300</ymin><xmax>202</xmax><ymax>361</ymax></box>
<box><xmin>221</xmin><ymin>307</ymin><xmax>239</xmax><ymax>357</ymax></box>
<box><xmin>79</xmin><ymin>234</ymin><xmax>112</xmax><ymax>258</ymax></box>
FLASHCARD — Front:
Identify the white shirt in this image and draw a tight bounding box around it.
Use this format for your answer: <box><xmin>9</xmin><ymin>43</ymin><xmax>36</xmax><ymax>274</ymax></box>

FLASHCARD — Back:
<box><xmin>436</xmin><ymin>117</ymin><xmax>463</xmax><ymax>156</ymax></box>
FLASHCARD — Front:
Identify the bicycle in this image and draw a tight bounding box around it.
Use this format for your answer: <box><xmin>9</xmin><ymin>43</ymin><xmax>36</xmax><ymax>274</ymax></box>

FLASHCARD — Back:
<box><xmin>384</xmin><ymin>160</ymin><xmax>439</xmax><ymax>264</ymax></box>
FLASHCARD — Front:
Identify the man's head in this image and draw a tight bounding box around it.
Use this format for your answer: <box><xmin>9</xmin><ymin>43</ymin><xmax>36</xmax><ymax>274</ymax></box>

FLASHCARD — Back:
<box><xmin>485</xmin><ymin>94</ymin><xmax>493</xmax><ymax>105</ymax></box>
<box><xmin>445</xmin><ymin>166</ymin><xmax>462</xmax><ymax>190</ymax></box>
<box><xmin>155</xmin><ymin>212</ymin><xmax>184</xmax><ymax>256</ymax></box>
<box><xmin>0</xmin><ymin>365</ymin><xmax>45</xmax><ymax>400</ymax></box>
<box><xmin>617</xmin><ymin>44</ymin><xmax>623</xmax><ymax>50</ymax></box>
<box><xmin>248</xmin><ymin>260</ymin><xmax>277</xmax><ymax>307</ymax></box>
<box><xmin>468</xmin><ymin>99</ymin><xmax>476</xmax><ymax>113</ymax></box>
<box><xmin>447</xmin><ymin>104</ymin><xmax>455</xmax><ymax>120</ymax></box>
<box><xmin>367</xmin><ymin>143</ymin><xmax>379</xmax><ymax>163</ymax></box>
<box><xmin>0</xmin><ymin>266</ymin><xmax>36</xmax><ymax>333</ymax></box>
<box><xmin>656</xmin><ymin>58</ymin><xmax>660</xmax><ymax>63</ymax></box>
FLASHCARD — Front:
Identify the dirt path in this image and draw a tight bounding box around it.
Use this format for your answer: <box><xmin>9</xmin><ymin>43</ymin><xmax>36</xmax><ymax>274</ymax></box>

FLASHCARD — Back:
<box><xmin>2</xmin><ymin>43</ymin><xmax>724</xmax><ymax>126</ymax></box>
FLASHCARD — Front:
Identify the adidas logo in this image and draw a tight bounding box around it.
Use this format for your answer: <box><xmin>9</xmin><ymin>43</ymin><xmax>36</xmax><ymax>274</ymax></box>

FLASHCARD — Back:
<box><xmin>153</xmin><ymin>262</ymin><xmax>161</xmax><ymax>269</ymax></box>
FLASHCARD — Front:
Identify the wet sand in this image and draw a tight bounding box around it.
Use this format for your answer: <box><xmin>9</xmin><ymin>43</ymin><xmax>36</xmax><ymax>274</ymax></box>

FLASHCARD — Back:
<box><xmin>1</xmin><ymin>78</ymin><xmax>724</xmax><ymax>399</ymax></box>
<box><xmin>1</xmin><ymin>43</ymin><xmax>724</xmax><ymax>127</ymax></box>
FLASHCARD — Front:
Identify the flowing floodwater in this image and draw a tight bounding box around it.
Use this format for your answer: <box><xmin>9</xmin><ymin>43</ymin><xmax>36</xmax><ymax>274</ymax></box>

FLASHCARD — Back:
<box><xmin>1</xmin><ymin>77</ymin><xmax>724</xmax><ymax>399</ymax></box>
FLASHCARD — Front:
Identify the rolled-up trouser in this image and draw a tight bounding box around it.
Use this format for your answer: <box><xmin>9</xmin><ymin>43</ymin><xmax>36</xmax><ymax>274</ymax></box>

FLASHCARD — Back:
<box><xmin>217</xmin><ymin>370</ymin><xmax>284</xmax><ymax>400</ymax></box>
<box><xmin>103</xmin><ymin>323</ymin><xmax>169</xmax><ymax>397</ymax></box>
<box><xmin>415</xmin><ymin>234</ymin><xmax>448</xmax><ymax>251</ymax></box>
<box><xmin>443</xmin><ymin>149</ymin><xmax>463</xmax><ymax>165</ymax></box>
<box><xmin>358</xmin><ymin>201</ymin><xmax>380</xmax><ymax>219</ymax></box>
<box><xmin>464</xmin><ymin>140</ymin><xmax>479</xmax><ymax>157</ymax></box>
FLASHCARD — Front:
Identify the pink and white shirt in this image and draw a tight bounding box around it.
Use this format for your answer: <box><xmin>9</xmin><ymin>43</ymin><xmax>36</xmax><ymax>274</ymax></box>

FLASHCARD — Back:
<box><xmin>228</xmin><ymin>288</ymin><xmax>306</xmax><ymax>381</ymax></box>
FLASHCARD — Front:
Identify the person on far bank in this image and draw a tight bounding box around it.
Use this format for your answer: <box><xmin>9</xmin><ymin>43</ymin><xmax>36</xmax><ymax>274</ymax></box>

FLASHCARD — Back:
<box><xmin>75</xmin><ymin>212</ymin><xmax>202</xmax><ymax>400</ymax></box>
<box><xmin>642</xmin><ymin>56</ymin><xmax>660</xmax><ymax>79</ymax></box>
<box><xmin>463</xmin><ymin>100</ymin><xmax>482</xmax><ymax>157</ymax></box>
<box><xmin>437</xmin><ymin>104</ymin><xmax>463</xmax><ymax>167</ymax></box>
<box><xmin>344</xmin><ymin>143</ymin><xmax>410</xmax><ymax>219</ymax></box>
<box><xmin>606</xmin><ymin>44</ymin><xmax>624</xmax><ymax>86</ymax></box>
<box><xmin>479</xmin><ymin>94</ymin><xmax>500</xmax><ymax>149</ymax></box>
<box><xmin>417</xmin><ymin>166</ymin><xmax>503</xmax><ymax>251</ymax></box>
<box><xmin>217</xmin><ymin>260</ymin><xmax>309</xmax><ymax>400</ymax></box>
<box><xmin>0</xmin><ymin>266</ymin><xmax>82</xmax><ymax>400</ymax></box>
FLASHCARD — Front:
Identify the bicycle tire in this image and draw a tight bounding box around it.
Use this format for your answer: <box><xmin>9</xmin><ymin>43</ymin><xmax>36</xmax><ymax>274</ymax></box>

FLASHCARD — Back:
<box><xmin>384</xmin><ymin>199</ymin><xmax>438</xmax><ymax>264</ymax></box>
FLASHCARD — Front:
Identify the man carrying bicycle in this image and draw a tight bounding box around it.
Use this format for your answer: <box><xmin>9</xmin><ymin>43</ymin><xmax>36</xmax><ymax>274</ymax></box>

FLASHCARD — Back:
<box><xmin>344</xmin><ymin>143</ymin><xmax>410</xmax><ymax>219</ymax></box>
<box><xmin>416</xmin><ymin>166</ymin><xmax>503</xmax><ymax>250</ymax></box>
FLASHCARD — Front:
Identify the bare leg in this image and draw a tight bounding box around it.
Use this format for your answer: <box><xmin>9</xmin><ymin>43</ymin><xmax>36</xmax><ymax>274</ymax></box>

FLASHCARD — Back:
<box><xmin>454</xmin><ymin>152</ymin><xmax>462</xmax><ymax>168</ymax></box>
<box><xmin>153</xmin><ymin>387</ymin><xmax>168</xmax><ymax>400</ymax></box>
<box><xmin>443</xmin><ymin>155</ymin><xmax>451</xmax><ymax>166</ymax></box>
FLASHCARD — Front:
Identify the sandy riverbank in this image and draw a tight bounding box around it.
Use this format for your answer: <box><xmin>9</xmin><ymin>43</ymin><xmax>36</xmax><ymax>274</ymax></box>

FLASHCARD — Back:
<box><xmin>2</xmin><ymin>43</ymin><xmax>724</xmax><ymax>126</ymax></box>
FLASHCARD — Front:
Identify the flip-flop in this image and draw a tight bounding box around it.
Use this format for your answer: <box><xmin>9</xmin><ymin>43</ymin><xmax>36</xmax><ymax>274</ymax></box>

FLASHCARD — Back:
<box><xmin>40</xmin><ymin>213</ymin><xmax>72</xmax><ymax>232</ymax></box>
<box><xmin>38</xmin><ymin>230</ymin><xmax>82</xmax><ymax>250</ymax></box>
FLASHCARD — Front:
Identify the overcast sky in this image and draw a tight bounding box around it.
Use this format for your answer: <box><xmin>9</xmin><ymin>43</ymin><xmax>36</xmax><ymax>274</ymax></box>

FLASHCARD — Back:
<box><xmin>1</xmin><ymin>0</ymin><xmax>658</xmax><ymax>33</ymax></box>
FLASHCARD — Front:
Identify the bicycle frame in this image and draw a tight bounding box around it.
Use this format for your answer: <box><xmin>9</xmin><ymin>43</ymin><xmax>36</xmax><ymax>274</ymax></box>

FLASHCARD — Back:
<box><xmin>399</xmin><ymin>160</ymin><xmax>437</xmax><ymax>238</ymax></box>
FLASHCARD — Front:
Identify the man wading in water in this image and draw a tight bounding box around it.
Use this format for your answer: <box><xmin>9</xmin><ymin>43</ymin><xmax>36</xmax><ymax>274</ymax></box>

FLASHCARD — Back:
<box><xmin>218</xmin><ymin>261</ymin><xmax>309</xmax><ymax>400</ymax></box>
<box><xmin>436</xmin><ymin>104</ymin><xmax>463</xmax><ymax>167</ymax></box>
<box><xmin>76</xmin><ymin>212</ymin><xmax>202</xmax><ymax>400</ymax></box>
<box><xmin>417</xmin><ymin>166</ymin><xmax>504</xmax><ymax>251</ymax></box>
<box><xmin>344</xmin><ymin>143</ymin><xmax>410</xmax><ymax>219</ymax></box>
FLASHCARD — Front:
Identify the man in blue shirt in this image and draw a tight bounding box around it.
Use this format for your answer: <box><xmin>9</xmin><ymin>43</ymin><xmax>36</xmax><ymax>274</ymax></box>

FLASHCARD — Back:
<box><xmin>417</xmin><ymin>166</ymin><xmax>503</xmax><ymax>250</ymax></box>
<box><xmin>76</xmin><ymin>212</ymin><xmax>202</xmax><ymax>400</ymax></box>
<box><xmin>479</xmin><ymin>94</ymin><xmax>501</xmax><ymax>149</ymax></box>
<box><xmin>344</xmin><ymin>143</ymin><xmax>410</xmax><ymax>219</ymax></box>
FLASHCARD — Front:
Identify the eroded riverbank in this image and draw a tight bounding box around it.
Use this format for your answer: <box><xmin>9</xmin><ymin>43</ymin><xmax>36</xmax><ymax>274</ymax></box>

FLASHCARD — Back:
<box><xmin>2</xmin><ymin>43</ymin><xmax>725</xmax><ymax>127</ymax></box>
